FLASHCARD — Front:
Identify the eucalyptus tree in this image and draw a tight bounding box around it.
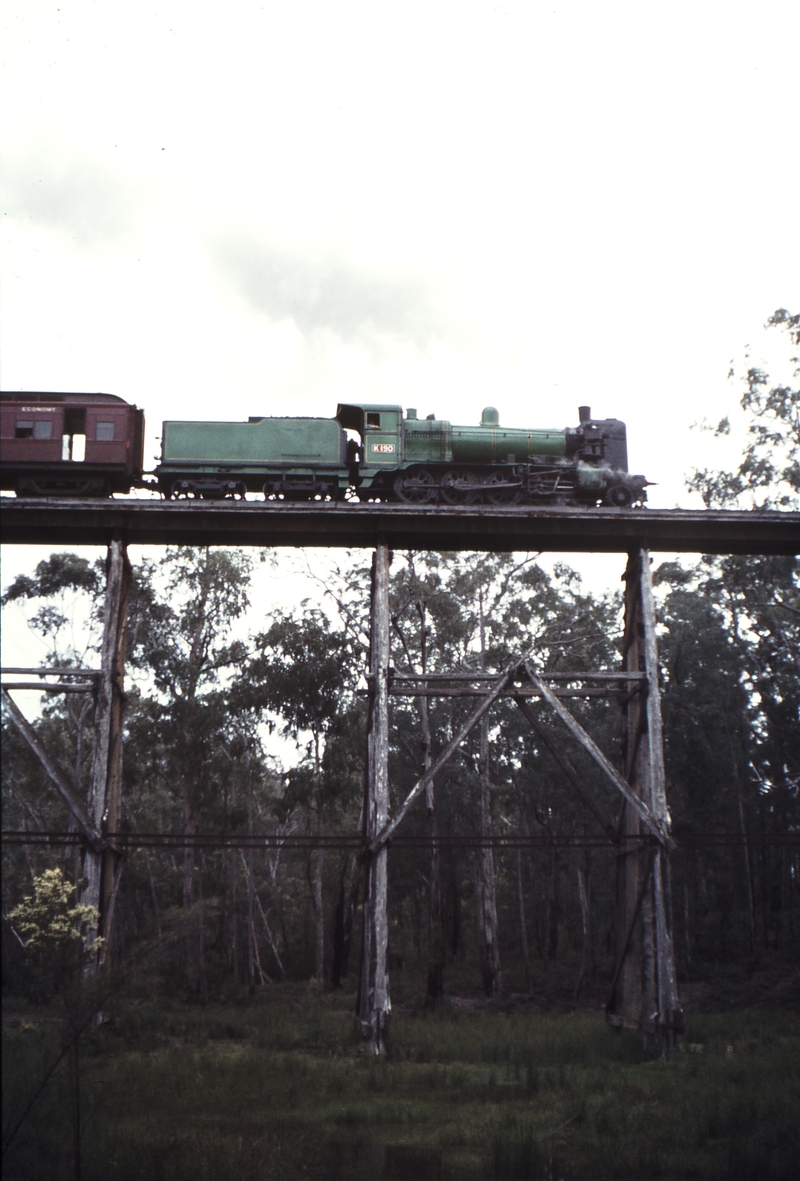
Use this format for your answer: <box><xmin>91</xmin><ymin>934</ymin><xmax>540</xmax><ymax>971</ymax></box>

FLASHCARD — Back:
<box><xmin>244</xmin><ymin>609</ymin><xmax>359</xmax><ymax>986</ymax></box>
<box><xmin>662</xmin><ymin>308</ymin><xmax>800</xmax><ymax>965</ymax></box>
<box><xmin>387</xmin><ymin>551</ymin><xmax>623</xmax><ymax>996</ymax></box>
<box><xmin>127</xmin><ymin>546</ymin><xmax>253</xmax><ymax>999</ymax></box>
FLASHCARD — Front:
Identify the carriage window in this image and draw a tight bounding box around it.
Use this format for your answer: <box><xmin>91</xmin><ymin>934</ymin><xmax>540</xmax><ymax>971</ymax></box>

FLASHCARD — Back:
<box><xmin>96</xmin><ymin>421</ymin><xmax>115</xmax><ymax>441</ymax></box>
<box><xmin>34</xmin><ymin>421</ymin><xmax>53</xmax><ymax>440</ymax></box>
<box><xmin>366</xmin><ymin>413</ymin><xmax>381</xmax><ymax>429</ymax></box>
<box><xmin>15</xmin><ymin>421</ymin><xmax>34</xmax><ymax>438</ymax></box>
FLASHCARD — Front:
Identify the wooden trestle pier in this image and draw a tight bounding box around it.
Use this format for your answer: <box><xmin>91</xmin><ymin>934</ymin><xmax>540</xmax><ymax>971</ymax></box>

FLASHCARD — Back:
<box><xmin>2</xmin><ymin>498</ymin><xmax>797</xmax><ymax>1054</ymax></box>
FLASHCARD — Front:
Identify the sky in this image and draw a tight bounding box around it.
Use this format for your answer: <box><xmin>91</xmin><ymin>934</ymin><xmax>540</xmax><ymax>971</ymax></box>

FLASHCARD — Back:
<box><xmin>1</xmin><ymin>0</ymin><xmax>799</xmax><ymax>670</ymax></box>
<box><xmin>3</xmin><ymin>0</ymin><xmax>799</xmax><ymax>488</ymax></box>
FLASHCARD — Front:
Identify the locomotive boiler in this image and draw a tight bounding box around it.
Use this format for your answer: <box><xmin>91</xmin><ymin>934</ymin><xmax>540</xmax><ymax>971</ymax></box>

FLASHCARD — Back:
<box><xmin>158</xmin><ymin>402</ymin><xmax>648</xmax><ymax>506</ymax></box>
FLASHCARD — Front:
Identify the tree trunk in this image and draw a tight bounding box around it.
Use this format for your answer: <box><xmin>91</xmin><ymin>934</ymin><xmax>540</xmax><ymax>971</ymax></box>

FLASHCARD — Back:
<box><xmin>547</xmin><ymin>844</ymin><xmax>561</xmax><ymax>961</ymax></box>
<box><xmin>181</xmin><ymin>782</ymin><xmax>202</xmax><ymax>999</ymax></box>
<box><xmin>476</xmin><ymin>592</ymin><xmax>502</xmax><ymax>996</ymax></box>
<box><xmin>331</xmin><ymin>852</ymin><xmax>360</xmax><ymax>987</ymax></box>
<box><xmin>574</xmin><ymin>864</ymin><xmax>591</xmax><ymax>1000</ymax></box>
<box><xmin>246</xmin><ymin>772</ymin><xmax>256</xmax><ymax>992</ymax></box>
<box><xmin>314</xmin><ymin>737</ymin><xmax>325</xmax><ymax>987</ymax></box>
<box><xmin>419</xmin><ymin>693</ymin><xmax>445</xmax><ymax>1004</ymax></box>
<box><xmin>516</xmin><ymin>846</ymin><xmax>531</xmax><ymax>992</ymax></box>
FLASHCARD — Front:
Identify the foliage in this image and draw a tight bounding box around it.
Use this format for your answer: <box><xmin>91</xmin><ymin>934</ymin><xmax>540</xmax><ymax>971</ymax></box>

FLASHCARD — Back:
<box><xmin>689</xmin><ymin>308</ymin><xmax>799</xmax><ymax>509</ymax></box>
<box><xmin>8</xmin><ymin>868</ymin><xmax>102</xmax><ymax>998</ymax></box>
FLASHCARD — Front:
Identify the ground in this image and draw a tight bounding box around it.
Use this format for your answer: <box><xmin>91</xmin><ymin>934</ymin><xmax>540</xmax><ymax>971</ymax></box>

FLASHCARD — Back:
<box><xmin>3</xmin><ymin>970</ymin><xmax>799</xmax><ymax>1181</ymax></box>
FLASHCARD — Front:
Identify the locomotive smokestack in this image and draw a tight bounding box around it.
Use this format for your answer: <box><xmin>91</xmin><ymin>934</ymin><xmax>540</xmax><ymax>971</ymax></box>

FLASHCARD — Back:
<box><xmin>578</xmin><ymin>406</ymin><xmax>591</xmax><ymax>424</ymax></box>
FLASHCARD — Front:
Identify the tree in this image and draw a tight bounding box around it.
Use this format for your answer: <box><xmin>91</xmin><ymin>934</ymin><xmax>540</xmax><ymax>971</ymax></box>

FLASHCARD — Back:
<box><xmin>246</xmin><ymin>610</ymin><xmax>359</xmax><ymax>986</ymax></box>
<box><xmin>136</xmin><ymin>547</ymin><xmax>252</xmax><ymax>999</ymax></box>
<box><xmin>689</xmin><ymin>308</ymin><xmax>799</xmax><ymax>510</ymax></box>
<box><xmin>663</xmin><ymin>311</ymin><xmax>800</xmax><ymax>962</ymax></box>
<box><xmin>8</xmin><ymin>868</ymin><xmax>102</xmax><ymax>1000</ymax></box>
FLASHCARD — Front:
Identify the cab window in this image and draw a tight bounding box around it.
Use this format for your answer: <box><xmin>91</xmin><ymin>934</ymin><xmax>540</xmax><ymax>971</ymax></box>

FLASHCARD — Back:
<box><xmin>366</xmin><ymin>413</ymin><xmax>381</xmax><ymax>429</ymax></box>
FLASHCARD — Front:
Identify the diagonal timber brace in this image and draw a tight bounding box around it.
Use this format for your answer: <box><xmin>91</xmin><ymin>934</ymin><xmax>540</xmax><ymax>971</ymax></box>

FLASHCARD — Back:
<box><xmin>521</xmin><ymin>661</ymin><xmax>674</xmax><ymax>851</ymax></box>
<box><xmin>1</xmin><ymin>687</ymin><xmax>105</xmax><ymax>851</ymax></box>
<box><xmin>368</xmin><ymin>662</ymin><xmax>518</xmax><ymax>855</ymax></box>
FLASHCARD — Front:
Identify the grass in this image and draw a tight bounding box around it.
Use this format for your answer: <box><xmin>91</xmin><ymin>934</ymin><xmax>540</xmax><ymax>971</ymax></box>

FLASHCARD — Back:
<box><xmin>3</xmin><ymin>987</ymin><xmax>799</xmax><ymax>1180</ymax></box>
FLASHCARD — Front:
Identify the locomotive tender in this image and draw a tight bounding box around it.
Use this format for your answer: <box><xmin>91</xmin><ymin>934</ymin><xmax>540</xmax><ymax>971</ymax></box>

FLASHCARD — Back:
<box><xmin>1</xmin><ymin>392</ymin><xmax>648</xmax><ymax>507</ymax></box>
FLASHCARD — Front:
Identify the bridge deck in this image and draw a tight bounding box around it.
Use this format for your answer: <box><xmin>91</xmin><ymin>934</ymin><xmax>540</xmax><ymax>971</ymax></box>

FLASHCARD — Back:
<box><xmin>1</xmin><ymin>497</ymin><xmax>797</xmax><ymax>553</ymax></box>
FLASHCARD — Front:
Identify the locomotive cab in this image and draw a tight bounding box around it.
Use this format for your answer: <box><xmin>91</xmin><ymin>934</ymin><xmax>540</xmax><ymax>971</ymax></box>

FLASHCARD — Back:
<box><xmin>336</xmin><ymin>404</ymin><xmax>403</xmax><ymax>474</ymax></box>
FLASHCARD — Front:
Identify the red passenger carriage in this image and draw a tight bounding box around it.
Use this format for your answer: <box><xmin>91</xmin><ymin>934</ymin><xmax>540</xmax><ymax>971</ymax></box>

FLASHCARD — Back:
<box><xmin>0</xmin><ymin>392</ymin><xmax>144</xmax><ymax>496</ymax></box>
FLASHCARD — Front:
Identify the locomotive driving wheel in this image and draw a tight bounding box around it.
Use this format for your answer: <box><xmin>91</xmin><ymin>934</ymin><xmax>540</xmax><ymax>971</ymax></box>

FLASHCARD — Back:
<box><xmin>604</xmin><ymin>483</ymin><xmax>634</xmax><ymax>508</ymax></box>
<box><xmin>440</xmin><ymin>470</ymin><xmax>480</xmax><ymax>505</ymax></box>
<box><xmin>393</xmin><ymin>469</ymin><xmax>437</xmax><ymax>504</ymax></box>
<box><xmin>485</xmin><ymin>472</ymin><xmax>522</xmax><ymax>505</ymax></box>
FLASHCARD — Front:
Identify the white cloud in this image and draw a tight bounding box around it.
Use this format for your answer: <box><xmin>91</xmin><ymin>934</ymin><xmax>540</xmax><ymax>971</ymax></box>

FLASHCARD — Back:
<box><xmin>210</xmin><ymin>233</ymin><xmax>444</xmax><ymax>344</ymax></box>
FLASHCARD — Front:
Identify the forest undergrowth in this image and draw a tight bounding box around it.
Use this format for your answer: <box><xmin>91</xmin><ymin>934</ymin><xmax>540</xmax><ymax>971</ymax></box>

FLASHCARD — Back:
<box><xmin>3</xmin><ymin>983</ymin><xmax>799</xmax><ymax>1181</ymax></box>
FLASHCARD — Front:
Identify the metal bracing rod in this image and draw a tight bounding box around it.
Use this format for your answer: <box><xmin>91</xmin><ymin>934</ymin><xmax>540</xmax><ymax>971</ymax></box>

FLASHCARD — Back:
<box><xmin>368</xmin><ymin>662</ymin><xmax>518</xmax><ymax>854</ymax></box>
<box><xmin>383</xmin><ymin>686</ymin><xmax>627</xmax><ymax>698</ymax></box>
<box><xmin>513</xmin><ymin>696</ymin><xmax>618</xmax><ymax>838</ymax></box>
<box><xmin>522</xmin><ymin>661</ymin><xmax>674</xmax><ymax>850</ymax></box>
<box><xmin>390</xmin><ymin>671</ymin><xmax>646</xmax><ymax>682</ymax></box>
<box><xmin>4</xmin><ymin>829</ymin><xmax>797</xmax><ymax>849</ymax></box>
<box><xmin>1</xmin><ymin>687</ymin><xmax>105</xmax><ymax>852</ymax></box>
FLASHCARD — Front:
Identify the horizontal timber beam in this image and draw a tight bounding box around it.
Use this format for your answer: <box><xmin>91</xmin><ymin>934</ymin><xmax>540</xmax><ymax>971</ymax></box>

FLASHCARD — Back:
<box><xmin>1</xmin><ymin>498</ymin><xmax>797</xmax><ymax>554</ymax></box>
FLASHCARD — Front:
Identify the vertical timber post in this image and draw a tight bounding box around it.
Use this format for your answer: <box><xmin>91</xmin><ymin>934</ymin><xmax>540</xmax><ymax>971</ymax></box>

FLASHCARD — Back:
<box><xmin>358</xmin><ymin>539</ymin><xmax>391</xmax><ymax>1053</ymax></box>
<box><xmin>608</xmin><ymin>548</ymin><xmax>681</xmax><ymax>1054</ymax></box>
<box><xmin>82</xmin><ymin>539</ymin><xmax>131</xmax><ymax>968</ymax></box>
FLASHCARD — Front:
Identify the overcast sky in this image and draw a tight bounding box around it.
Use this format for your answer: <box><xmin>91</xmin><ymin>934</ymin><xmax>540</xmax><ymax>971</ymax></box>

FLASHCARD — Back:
<box><xmin>2</xmin><ymin>0</ymin><xmax>798</xmax><ymax>509</ymax></box>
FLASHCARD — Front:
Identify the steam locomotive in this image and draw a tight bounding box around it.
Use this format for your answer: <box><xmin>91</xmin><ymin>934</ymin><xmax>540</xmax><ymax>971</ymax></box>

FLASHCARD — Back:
<box><xmin>0</xmin><ymin>392</ymin><xmax>648</xmax><ymax>507</ymax></box>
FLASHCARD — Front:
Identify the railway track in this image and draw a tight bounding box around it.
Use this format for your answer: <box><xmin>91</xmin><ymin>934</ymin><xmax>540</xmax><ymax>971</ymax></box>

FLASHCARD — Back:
<box><xmin>2</xmin><ymin>497</ymin><xmax>797</xmax><ymax>553</ymax></box>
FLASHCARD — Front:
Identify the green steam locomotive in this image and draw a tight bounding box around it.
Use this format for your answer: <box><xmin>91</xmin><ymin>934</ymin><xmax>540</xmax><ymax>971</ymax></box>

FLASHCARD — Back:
<box><xmin>158</xmin><ymin>402</ymin><xmax>649</xmax><ymax>507</ymax></box>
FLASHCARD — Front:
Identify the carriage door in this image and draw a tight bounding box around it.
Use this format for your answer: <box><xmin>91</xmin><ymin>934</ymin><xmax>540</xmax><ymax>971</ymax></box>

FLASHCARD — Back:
<box><xmin>62</xmin><ymin>408</ymin><xmax>86</xmax><ymax>461</ymax></box>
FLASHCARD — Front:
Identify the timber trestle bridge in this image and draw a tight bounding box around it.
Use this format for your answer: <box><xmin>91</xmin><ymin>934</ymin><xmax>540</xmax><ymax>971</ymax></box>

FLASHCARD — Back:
<box><xmin>2</xmin><ymin>497</ymin><xmax>798</xmax><ymax>1056</ymax></box>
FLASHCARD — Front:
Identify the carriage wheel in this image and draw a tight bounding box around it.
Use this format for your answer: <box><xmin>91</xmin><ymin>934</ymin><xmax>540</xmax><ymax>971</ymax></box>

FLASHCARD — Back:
<box><xmin>440</xmin><ymin>470</ymin><xmax>480</xmax><ymax>505</ymax></box>
<box><xmin>486</xmin><ymin>472</ymin><xmax>522</xmax><ymax>505</ymax></box>
<box><xmin>393</xmin><ymin>469</ymin><xmax>437</xmax><ymax>504</ymax></box>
